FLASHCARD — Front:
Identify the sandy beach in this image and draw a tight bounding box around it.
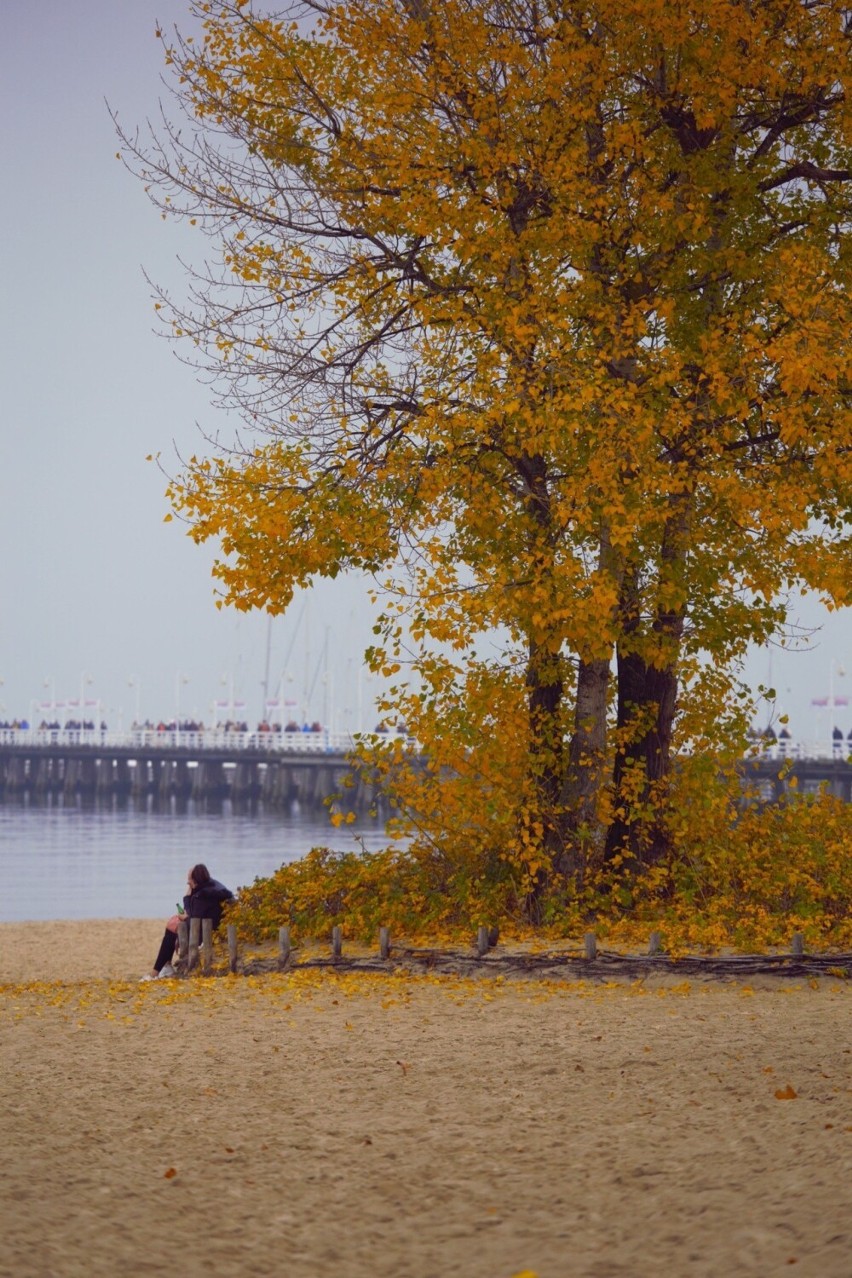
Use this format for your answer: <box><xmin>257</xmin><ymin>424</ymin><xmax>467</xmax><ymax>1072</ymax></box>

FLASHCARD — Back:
<box><xmin>1</xmin><ymin>921</ymin><xmax>850</xmax><ymax>1278</ymax></box>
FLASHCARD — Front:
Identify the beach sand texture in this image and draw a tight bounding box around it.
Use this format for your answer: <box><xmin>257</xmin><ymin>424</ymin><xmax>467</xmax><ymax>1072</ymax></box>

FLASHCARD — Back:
<box><xmin>1</xmin><ymin>921</ymin><xmax>850</xmax><ymax>1278</ymax></box>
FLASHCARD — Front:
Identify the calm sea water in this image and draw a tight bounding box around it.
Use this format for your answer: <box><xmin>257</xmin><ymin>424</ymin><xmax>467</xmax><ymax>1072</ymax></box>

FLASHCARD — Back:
<box><xmin>0</xmin><ymin>802</ymin><xmax>393</xmax><ymax>922</ymax></box>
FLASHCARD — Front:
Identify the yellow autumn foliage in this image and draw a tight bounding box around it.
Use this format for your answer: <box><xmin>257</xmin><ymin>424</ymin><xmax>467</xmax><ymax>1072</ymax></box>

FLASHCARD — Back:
<box><xmin>227</xmin><ymin>784</ymin><xmax>852</xmax><ymax>953</ymax></box>
<box><xmin>121</xmin><ymin>1</ymin><xmax>852</xmax><ymax>911</ymax></box>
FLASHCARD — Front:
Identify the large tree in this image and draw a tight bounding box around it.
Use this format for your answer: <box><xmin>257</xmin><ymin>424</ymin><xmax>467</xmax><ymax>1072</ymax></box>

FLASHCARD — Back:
<box><xmin>122</xmin><ymin>0</ymin><xmax>852</xmax><ymax>897</ymax></box>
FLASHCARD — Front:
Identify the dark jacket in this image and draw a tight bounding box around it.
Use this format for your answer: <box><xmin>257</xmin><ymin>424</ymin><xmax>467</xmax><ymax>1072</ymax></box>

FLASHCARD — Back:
<box><xmin>183</xmin><ymin>878</ymin><xmax>234</xmax><ymax>929</ymax></box>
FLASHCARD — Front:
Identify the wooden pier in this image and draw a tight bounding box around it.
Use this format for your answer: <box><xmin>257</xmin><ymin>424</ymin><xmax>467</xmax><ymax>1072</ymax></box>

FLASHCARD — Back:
<box><xmin>0</xmin><ymin>733</ymin><xmax>389</xmax><ymax>812</ymax></box>
<box><xmin>742</xmin><ymin>755</ymin><xmax>852</xmax><ymax>803</ymax></box>
<box><xmin>0</xmin><ymin>729</ymin><xmax>849</xmax><ymax>810</ymax></box>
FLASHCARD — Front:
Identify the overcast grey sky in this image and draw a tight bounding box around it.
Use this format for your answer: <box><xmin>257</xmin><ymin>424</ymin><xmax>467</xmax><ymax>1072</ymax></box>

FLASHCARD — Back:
<box><xmin>0</xmin><ymin>0</ymin><xmax>382</xmax><ymax>731</ymax></box>
<box><xmin>1</xmin><ymin>0</ymin><xmax>850</xmax><ymax>742</ymax></box>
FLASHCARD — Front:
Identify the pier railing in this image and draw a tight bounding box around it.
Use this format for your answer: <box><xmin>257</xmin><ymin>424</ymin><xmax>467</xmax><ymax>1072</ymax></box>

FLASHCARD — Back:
<box><xmin>0</xmin><ymin>726</ymin><xmax>413</xmax><ymax>755</ymax></box>
<box><xmin>0</xmin><ymin>726</ymin><xmax>847</xmax><ymax>761</ymax></box>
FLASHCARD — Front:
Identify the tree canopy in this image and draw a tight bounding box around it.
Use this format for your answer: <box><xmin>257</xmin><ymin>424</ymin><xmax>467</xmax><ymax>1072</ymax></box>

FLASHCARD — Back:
<box><xmin>123</xmin><ymin>0</ymin><xmax>852</xmax><ymax>911</ymax></box>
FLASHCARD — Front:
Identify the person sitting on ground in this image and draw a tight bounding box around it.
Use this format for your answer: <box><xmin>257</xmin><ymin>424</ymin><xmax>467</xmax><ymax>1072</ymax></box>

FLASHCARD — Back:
<box><xmin>142</xmin><ymin>863</ymin><xmax>234</xmax><ymax>981</ymax></box>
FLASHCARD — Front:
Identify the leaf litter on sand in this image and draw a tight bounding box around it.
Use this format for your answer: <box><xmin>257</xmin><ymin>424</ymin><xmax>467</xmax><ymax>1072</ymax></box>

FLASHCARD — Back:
<box><xmin>1</xmin><ymin>967</ymin><xmax>850</xmax><ymax>1028</ymax></box>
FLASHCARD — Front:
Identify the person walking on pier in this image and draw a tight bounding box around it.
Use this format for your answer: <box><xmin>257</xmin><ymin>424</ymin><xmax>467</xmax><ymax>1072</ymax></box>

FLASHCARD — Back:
<box><xmin>141</xmin><ymin>864</ymin><xmax>233</xmax><ymax>980</ymax></box>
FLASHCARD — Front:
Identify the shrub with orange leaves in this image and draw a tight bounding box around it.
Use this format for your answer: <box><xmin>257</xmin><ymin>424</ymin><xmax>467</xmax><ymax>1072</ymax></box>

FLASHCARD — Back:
<box><xmin>226</xmin><ymin>783</ymin><xmax>852</xmax><ymax>953</ymax></box>
<box><xmin>226</xmin><ymin>842</ymin><xmax>526</xmax><ymax>945</ymax></box>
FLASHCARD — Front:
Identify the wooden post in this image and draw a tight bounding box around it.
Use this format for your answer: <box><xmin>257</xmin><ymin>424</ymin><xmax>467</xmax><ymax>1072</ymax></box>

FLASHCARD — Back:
<box><xmin>476</xmin><ymin>926</ymin><xmax>490</xmax><ymax>958</ymax></box>
<box><xmin>201</xmin><ymin>918</ymin><xmax>213</xmax><ymax>974</ymax></box>
<box><xmin>379</xmin><ymin>926</ymin><xmax>390</xmax><ymax>960</ymax></box>
<box><xmin>278</xmin><ymin>926</ymin><xmax>291</xmax><ymax>969</ymax></box>
<box><xmin>648</xmin><ymin>931</ymin><xmax>662</xmax><ymax>956</ymax></box>
<box><xmin>331</xmin><ymin>925</ymin><xmax>342</xmax><ymax>961</ymax></box>
<box><xmin>227</xmin><ymin>923</ymin><xmax>238</xmax><ymax>974</ymax></box>
<box><xmin>791</xmin><ymin>932</ymin><xmax>805</xmax><ymax>957</ymax></box>
<box><xmin>584</xmin><ymin>932</ymin><xmax>597</xmax><ymax>961</ymax></box>
<box><xmin>177</xmin><ymin>919</ymin><xmax>188</xmax><ymax>967</ymax></box>
<box><xmin>188</xmin><ymin>917</ymin><xmax>201</xmax><ymax>972</ymax></box>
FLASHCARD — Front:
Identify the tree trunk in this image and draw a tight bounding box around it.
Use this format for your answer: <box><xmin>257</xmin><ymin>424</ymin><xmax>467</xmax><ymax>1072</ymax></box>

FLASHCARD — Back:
<box><xmin>558</xmin><ymin>523</ymin><xmax>620</xmax><ymax>874</ymax></box>
<box><xmin>524</xmin><ymin>635</ymin><xmax>565</xmax><ymax>890</ymax></box>
<box><xmin>558</xmin><ymin>655</ymin><xmax>611</xmax><ymax>877</ymax></box>
<box><xmin>604</xmin><ymin>648</ymin><xmax>680</xmax><ymax>866</ymax></box>
<box><xmin>604</xmin><ymin>502</ymin><xmax>690</xmax><ymax>867</ymax></box>
<box><xmin>515</xmin><ymin>447</ymin><xmax>569</xmax><ymax>911</ymax></box>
